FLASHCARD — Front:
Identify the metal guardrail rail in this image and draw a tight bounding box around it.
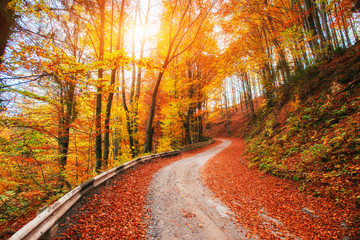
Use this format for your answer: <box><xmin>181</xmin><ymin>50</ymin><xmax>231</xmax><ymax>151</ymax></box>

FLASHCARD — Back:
<box><xmin>9</xmin><ymin>150</ymin><xmax>181</xmax><ymax>240</ymax></box>
<box><xmin>180</xmin><ymin>138</ymin><xmax>215</xmax><ymax>152</ymax></box>
<box><xmin>10</xmin><ymin>138</ymin><xmax>215</xmax><ymax>240</ymax></box>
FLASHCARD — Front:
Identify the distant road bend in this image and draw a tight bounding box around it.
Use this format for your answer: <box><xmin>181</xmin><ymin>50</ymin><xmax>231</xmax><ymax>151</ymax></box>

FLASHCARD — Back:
<box><xmin>147</xmin><ymin>139</ymin><xmax>250</xmax><ymax>240</ymax></box>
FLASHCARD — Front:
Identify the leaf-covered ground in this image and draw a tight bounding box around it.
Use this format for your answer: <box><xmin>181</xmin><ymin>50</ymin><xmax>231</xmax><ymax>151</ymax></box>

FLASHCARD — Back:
<box><xmin>243</xmin><ymin>42</ymin><xmax>360</xmax><ymax>213</ymax></box>
<box><xmin>202</xmin><ymin>138</ymin><xmax>360</xmax><ymax>239</ymax></box>
<box><xmin>54</xmin><ymin>141</ymin><xmax>220</xmax><ymax>239</ymax></box>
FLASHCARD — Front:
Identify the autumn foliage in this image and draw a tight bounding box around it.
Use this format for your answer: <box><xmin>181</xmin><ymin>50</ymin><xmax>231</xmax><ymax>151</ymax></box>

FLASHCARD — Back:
<box><xmin>203</xmin><ymin>138</ymin><xmax>360</xmax><ymax>239</ymax></box>
<box><xmin>53</xmin><ymin>142</ymin><xmax>219</xmax><ymax>239</ymax></box>
<box><xmin>245</xmin><ymin>42</ymin><xmax>360</xmax><ymax>207</ymax></box>
<box><xmin>0</xmin><ymin>0</ymin><xmax>359</xmax><ymax>237</ymax></box>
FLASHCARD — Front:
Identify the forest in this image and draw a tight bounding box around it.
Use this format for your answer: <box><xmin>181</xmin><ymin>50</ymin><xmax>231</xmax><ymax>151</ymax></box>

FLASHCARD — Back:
<box><xmin>0</xmin><ymin>0</ymin><xmax>359</xmax><ymax>236</ymax></box>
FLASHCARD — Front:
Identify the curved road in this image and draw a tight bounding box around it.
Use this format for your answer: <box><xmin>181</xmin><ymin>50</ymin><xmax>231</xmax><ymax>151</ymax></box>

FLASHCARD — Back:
<box><xmin>147</xmin><ymin>139</ymin><xmax>251</xmax><ymax>240</ymax></box>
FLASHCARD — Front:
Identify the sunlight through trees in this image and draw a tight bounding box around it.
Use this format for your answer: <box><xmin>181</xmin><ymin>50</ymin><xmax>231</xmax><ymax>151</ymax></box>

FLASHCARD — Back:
<box><xmin>0</xmin><ymin>0</ymin><xmax>358</xmax><ymax>236</ymax></box>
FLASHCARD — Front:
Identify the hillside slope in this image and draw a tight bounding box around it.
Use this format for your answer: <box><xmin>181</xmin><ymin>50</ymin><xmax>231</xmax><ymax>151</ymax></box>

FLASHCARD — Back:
<box><xmin>208</xmin><ymin>43</ymin><xmax>360</xmax><ymax>208</ymax></box>
<box><xmin>245</xmin><ymin>43</ymin><xmax>360</xmax><ymax>207</ymax></box>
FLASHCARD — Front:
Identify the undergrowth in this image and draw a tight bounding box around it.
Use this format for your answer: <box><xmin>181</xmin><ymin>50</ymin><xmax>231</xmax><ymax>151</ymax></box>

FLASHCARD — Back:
<box><xmin>246</xmin><ymin>42</ymin><xmax>360</xmax><ymax>207</ymax></box>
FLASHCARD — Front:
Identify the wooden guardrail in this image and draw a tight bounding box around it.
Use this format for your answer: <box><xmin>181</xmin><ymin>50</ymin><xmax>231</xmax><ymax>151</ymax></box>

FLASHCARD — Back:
<box><xmin>9</xmin><ymin>150</ymin><xmax>180</xmax><ymax>240</ymax></box>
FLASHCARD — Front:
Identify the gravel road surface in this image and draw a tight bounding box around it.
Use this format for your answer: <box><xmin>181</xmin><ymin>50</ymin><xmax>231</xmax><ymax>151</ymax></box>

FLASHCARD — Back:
<box><xmin>147</xmin><ymin>139</ymin><xmax>250</xmax><ymax>240</ymax></box>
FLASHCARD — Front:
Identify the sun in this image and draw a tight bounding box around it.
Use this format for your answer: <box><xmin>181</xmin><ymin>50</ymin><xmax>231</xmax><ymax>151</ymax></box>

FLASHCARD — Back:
<box><xmin>133</xmin><ymin>21</ymin><xmax>147</xmax><ymax>40</ymax></box>
<box><xmin>127</xmin><ymin>0</ymin><xmax>161</xmax><ymax>57</ymax></box>
<box><xmin>130</xmin><ymin>17</ymin><xmax>160</xmax><ymax>57</ymax></box>
<box><xmin>132</xmin><ymin>15</ymin><xmax>160</xmax><ymax>42</ymax></box>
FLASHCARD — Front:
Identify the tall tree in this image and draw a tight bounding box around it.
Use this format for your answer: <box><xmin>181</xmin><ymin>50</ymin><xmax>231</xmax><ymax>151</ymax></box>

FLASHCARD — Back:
<box><xmin>95</xmin><ymin>0</ymin><xmax>106</xmax><ymax>172</ymax></box>
<box><xmin>131</xmin><ymin>0</ymin><xmax>151</xmax><ymax>155</ymax></box>
<box><xmin>103</xmin><ymin>0</ymin><xmax>126</xmax><ymax>165</ymax></box>
<box><xmin>143</xmin><ymin>0</ymin><xmax>215</xmax><ymax>152</ymax></box>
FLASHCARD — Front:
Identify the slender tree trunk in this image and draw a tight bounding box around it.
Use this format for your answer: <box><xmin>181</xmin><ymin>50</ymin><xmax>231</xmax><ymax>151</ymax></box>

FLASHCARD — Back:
<box><xmin>126</xmin><ymin>12</ymin><xmax>137</xmax><ymax>157</ymax></box>
<box><xmin>223</xmin><ymin>87</ymin><xmax>230</xmax><ymax>135</ymax></box>
<box><xmin>339</xmin><ymin>27</ymin><xmax>346</xmax><ymax>48</ymax></box>
<box><xmin>143</xmin><ymin>0</ymin><xmax>212</xmax><ymax>152</ymax></box>
<box><xmin>238</xmin><ymin>84</ymin><xmax>244</xmax><ymax>114</ymax></box>
<box><xmin>120</xmin><ymin>66</ymin><xmax>135</xmax><ymax>155</ymax></box>
<box><xmin>197</xmin><ymin>101</ymin><xmax>203</xmax><ymax>142</ymax></box>
<box><xmin>59</xmin><ymin>98</ymin><xmax>72</xmax><ymax>169</ymax></box>
<box><xmin>244</xmin><ymin>73</ymin><xmax>255</xmax><ymax>117</ymax></box>
<box><xmin>230</xmin><ymin>76</ymin><xmax>237</xmax><ymax>113</ymax></box>
<box><xmin>113</xmin><ymin>76</ymin><xmax>121</xmax><ymax>160</ymax></box>
<box><xmin>319</xmin><ymin>1</ymin><xmax>333</xmax><ymax>53</ymax></box>
<box><xmin>144</xmin><ymin>70</ymin><xmax>165</xmax><ymax>153</ymax></box>
<box><xmin>103</xmin><ymin>69</ymin><xmax>116</xmax><ymax>163</ymax></box>
<box><xmin>329</xmin><ymin>15</ymin><xmax>340</xmax><ymax>49</ymax></box>
<box><xmin>266</xmin><ymin>16</ymin><xmax>290</xmax><ymax>83</ymax></box>
<box><xmin>57</xmin><ymin>76</ymin><xmax>76</xmax><ymax>192</ymax></box>
<box><xmin>131</xmin><ymin>0</ymin><xmax>151</xmax><ymax>155</ymax></box>
<box><xmin>292</xmin><ymin>43</ymin><xmax>303</xmax><ymax>70</ymax></box>
<box><xmin>113</xmin><ymin>123</ymin><xmax>119</xmax><ymax>160</ymax></box>
<box><xmin>341</xmin><ymin>15</ymin><xmax>352</xmax><ymax>46</ymax></box>
<box><xmin>88</xmin><ymin>112</ymin><xmax>93</xmax><ymax>173</ymax></box>
<box><xmin>95</xmin><ymin>0</ymin><xmax>106</xmax><ymax>173</ymax></box>
<box><xmin>183</xmin><ymin>109</ymin><xmax>192</xmax><ymax>145</ymax></box>
<box><xmin>298</xmin><ymin>31</ymin><xmax>311</xmax><ymax>67</ymax></box>
<box><xmin>312</xmin><ymin>3</ymin><xmax>326</xmax><ymax>55</ymax></box>
<box><xmin>300</xmin><ymin>0</ymin><xmax>320</xmax><ymax>59</ymax></box>
<box><xmin>243</xmin><ymin>80</ymin><xmax>250</xmax><ymax>117</ymax></box>
<box><xmin>261</xmin><ymin>25</ymin><xmax>276</xmax><ymax>107</ymax></box>
<box><xmin>73</xmin><ymin>129</ymin><xmax>79</xmax><ymax>181</ymax></box>
<box><xmin>103</xmin><ymin>0</ymin><xmax>125</xmax><ymax>162</ymax></box>
<box><xmin>350</xmin><ymin>17</ymin><xmax>358</xmax><ymax>42</ymax></box>
<box><xmin>130</xmin><ymin>11</ymin><xmax>137</xmax><ymax>104</ymax></box>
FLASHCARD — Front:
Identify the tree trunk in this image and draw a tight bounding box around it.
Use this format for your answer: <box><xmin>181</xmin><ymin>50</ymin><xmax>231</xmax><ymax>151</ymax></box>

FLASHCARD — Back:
<box><xmin>230</xmin><ymin>76</ymin><xmax>237</xmax><ymax>113</ymax></box>
<box><xmin>312</xmin><ymin>2</ymin><xmax>326</xmax><ymax>55</ymax></box>
<box><xmin>121</xmin><ymin>67</ymin><xmax>135</xmax><ymax>156</ymax></box>
<box><xmin>329</xmin><ymin>15</ymin><xmax>340</xmax><ymax>49</ymax></box>
<box><xmin>57</xmin><ymin>75</ymin><xmax>76</xmax><ymax>192</ymax></box>
<box><xmin>95</xmin><ymin>0</ymin><xmax>105</xmax><ymax>173</ymax></box>
<box><xmin>223</xmin><ymin>88</ymin><xmax>230</xmax><ymax>136</ymax></box>
<box><xmin>350</xmin><ymin>17</ymin><xmax>358</xmax><ymax>42</ymax></box>
<box><xmin>267</xmin><ymin>16</ymin><xmax>290</xmax><ymax>83</ymax></box>
<box><xmin>0</xmin><ymin>0</ymin><xmax>14</xmax><ymax>62</ymax></box>
<box><xmin>143</xmin><ymin>0</ymin><xmax>211</xmax><ymax>152</ymax></box>
<box><xmin>131</xmin><ymin>0</ymin><xmax>151</xmax><ymax>155</ymax></box>
<box><xmin>129</xmin><ymin>9</ymin><xmax>137</xmax><ymax>104</ymax></box>
<box><xmin>300</xmin><ymin>0</ymin><xmax>320</xmax><ymax>59</ymax></box>
<box><xmin>143</xmin><ymin>71</ymin><xmax>165</xmax><ymax>153</ymax></box>
<box><xmin>341</xmin><ymin>15</ymin><xmax>352</xmax><ymax>46</ymax></box>
<box><xmin>0</xmin><ymin>0</ymin><xmax>14</xmax><ymax>111</ymax></box>
<box><xmin>239</xmin><ymin>85</ymin><xmax>244</xmax><ymax>114</ymax></box>
<box><xmin>183</xmin><ymin>107</ymin><xmax>193</xmax><ymax>145</ymax></box>
<box><xmin>244</xmin><ymin>73</ymin><xmax>255</xmax><ymax>118</ymax></box>
<box><xmin>318</xmin><ymin>1</ymin><xmax>333</xmax><ymax>53</ymax></box>
<box><xmin>103</xmin><ymin>69</ymin><xmax>115</xmax><ymax>163</ymax></box>
<box><xmin>197</xmin><ymin>101</ymin><xmax>203</xmax><ymax>142</ymax></box>
<box><xmin>103</xmin><ymin>0</ymin><xmax>125</xmax><ymax>162</ymax></box>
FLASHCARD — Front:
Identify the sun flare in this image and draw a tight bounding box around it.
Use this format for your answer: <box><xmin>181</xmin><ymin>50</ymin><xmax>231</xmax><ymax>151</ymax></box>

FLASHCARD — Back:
<box><xmin>133</xmin><ymin>22</ymin><xmax>147</xmax><ymax>40</ymax></box>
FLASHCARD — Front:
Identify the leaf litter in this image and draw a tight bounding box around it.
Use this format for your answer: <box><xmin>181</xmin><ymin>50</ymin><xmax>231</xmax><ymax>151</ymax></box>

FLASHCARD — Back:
<box><xmin>54</xmin><ymin>142</ymin><xmax>220</xmax><ymax>239</ymax></box>
<box><xmin>201</xmin><ymin>138</ymin><xmax>360</xmax><ymax>239</ymax></box>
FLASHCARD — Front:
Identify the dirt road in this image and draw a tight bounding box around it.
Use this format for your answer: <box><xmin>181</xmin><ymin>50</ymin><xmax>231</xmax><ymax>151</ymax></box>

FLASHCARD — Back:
<box><xmin>146</xmin><ymin>139</ymin><xmax>250</xmax><ymax>240</ymax></box>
